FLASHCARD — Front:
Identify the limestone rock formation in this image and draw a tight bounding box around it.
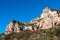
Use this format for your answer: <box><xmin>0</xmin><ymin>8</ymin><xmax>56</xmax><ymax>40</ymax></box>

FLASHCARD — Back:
<box><xmin>31</xmin><ymin>7</ymin><xmax>60</xmax><ymax>29</ymax></box>
<box><xmin>5</xmin><ymin>7</ymin><xmax>60</xmax><ymax>34</ymax></box>
<box><xmin>5</xmin><ymin>20</ymin><xmax>20</xmax><ymax>34</ymax></box>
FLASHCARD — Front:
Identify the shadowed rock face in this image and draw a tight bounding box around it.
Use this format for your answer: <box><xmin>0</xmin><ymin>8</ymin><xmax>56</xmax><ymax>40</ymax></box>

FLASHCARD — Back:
<box><xmin>5</xmin><ymin>7</ymin><xmax>60</xmax><ymax>34</ymax></box>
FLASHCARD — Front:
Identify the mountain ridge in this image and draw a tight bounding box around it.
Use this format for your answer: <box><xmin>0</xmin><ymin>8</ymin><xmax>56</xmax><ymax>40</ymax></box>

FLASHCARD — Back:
<box><xmin>5</xmin><ymin>7</ymin><xmax>60</xmax><ymax>34</ymax></box>
<box><xmin>1</xmin><ymin>7</ymin><xmax>60</xmax><ymax>40</ymax></box>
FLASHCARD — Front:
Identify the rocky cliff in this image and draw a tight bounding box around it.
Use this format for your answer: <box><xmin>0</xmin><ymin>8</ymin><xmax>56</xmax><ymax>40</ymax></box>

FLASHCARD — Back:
<box><xmin>5</xmin><ymin>7</ymin><xmax>60</xmax><ymax>34</ymax></box>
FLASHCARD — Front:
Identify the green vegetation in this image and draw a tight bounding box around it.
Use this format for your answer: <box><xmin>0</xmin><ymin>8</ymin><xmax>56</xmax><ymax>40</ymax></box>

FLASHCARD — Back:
<box><xmin>0</xmin><ymin>26</ymin><xmax>60</xmax><ymax>40</ymax></box>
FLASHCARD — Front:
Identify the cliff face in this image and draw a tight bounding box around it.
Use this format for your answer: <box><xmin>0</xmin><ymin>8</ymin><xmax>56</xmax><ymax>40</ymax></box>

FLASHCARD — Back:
<box><xmin>5</xmin><ymin>7</ymin><xmax>60</xmax><ymax>34</ymax></box>
<box><xmin>30</xmin><ymin>7</ymin><xmax>60</xmax><ymax>29</ymax></box>
<box><xmin>5</xmin><ymin>20</ymin><xmax>20</xmax><ymax>34</ymax></box>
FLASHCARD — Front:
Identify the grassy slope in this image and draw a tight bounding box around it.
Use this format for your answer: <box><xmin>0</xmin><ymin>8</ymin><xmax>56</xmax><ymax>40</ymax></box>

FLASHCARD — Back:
<box><xmin>0</xmin><ymin>26</ymin><xmax>60</xmax><ymax>40</ymax></box>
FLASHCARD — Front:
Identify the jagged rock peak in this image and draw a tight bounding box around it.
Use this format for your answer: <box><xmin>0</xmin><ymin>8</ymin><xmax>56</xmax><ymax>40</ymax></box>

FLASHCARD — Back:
<box><xmin>43</xmin><ymin>7</ymin><xmax>50</xmax><ymax>12</ymax></box>
<box><xmin>5</xmin><ymin>7</ymin><xmax>60</xmax><ymax>34</ymax></box>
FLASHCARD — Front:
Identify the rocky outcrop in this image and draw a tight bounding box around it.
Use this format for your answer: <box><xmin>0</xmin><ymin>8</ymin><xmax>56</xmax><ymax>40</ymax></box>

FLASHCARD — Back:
<box><xmin>5</xmin><ymin>7</ymin><xmax>60</xmax><ymax>34</ymax></box>
<box><xmin>30</xmin><ymin>7</ymin><xmax>60</xmax><ymax>29</ymax></box>
<box><xmin>5</xmin><ymin>20</ymin><xmax>21</xmax><ymax>34</ymax></box>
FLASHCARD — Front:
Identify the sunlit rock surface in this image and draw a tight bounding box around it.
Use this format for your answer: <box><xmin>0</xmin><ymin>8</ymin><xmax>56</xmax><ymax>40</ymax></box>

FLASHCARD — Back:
<box><xmin>5</xmin><ymin>7</ymin><xmax>60</xmax><ymax>34</ymax></box>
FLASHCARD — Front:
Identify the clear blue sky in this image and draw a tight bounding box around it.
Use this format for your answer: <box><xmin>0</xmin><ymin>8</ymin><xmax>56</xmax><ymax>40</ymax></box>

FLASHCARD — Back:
<box><xmin>0</xmin><ymin>0</ymin><xmax>60</xmax><ymax>34</ymax></box>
